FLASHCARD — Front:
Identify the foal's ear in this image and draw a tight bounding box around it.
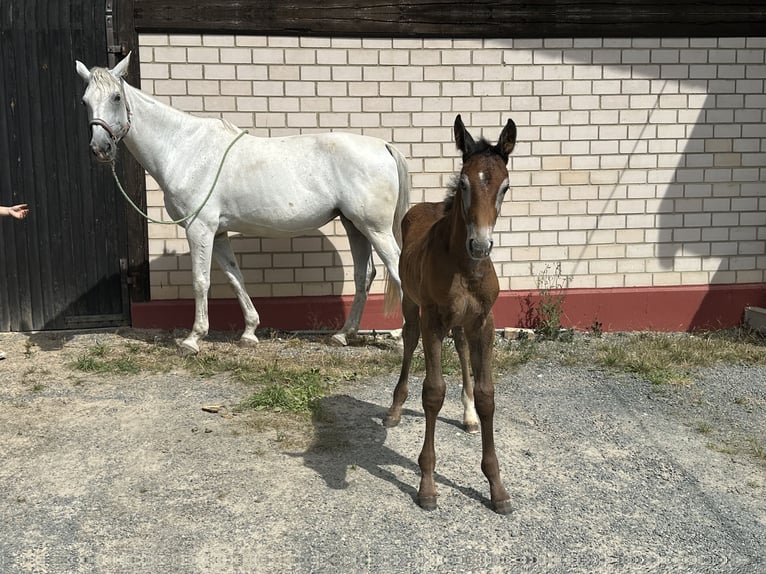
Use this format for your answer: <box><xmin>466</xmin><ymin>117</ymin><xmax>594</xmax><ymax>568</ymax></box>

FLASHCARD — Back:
<box><xmin>75</xmin><ymin>60</ymin><xmax>91</xmax><ymax>83</ymax></box>
<box><xmin>496</xmin><ymin>118</ymin><xmax>517</xmax><ymax>162</ymax></box>
<box><xmin>454</xmin><ymin>114</ymin><xmax>476</xmax><ymax>158</ymax></box>
<box><xmin>111</xmin><ymin>52</ymin><xmax>132</xmax><ymax>79</ymax></box>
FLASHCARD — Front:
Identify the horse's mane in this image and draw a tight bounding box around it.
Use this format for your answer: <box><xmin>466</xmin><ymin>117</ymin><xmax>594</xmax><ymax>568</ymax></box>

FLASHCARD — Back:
<box><xmin>90</xmin><ymin>67</ymin><xmax>119</xmax><ymax>89</ymax></box>
<box><xmin>444</xmin><ymin>175</ymin><xmax>459</xmax><ymax>211</ymax></box>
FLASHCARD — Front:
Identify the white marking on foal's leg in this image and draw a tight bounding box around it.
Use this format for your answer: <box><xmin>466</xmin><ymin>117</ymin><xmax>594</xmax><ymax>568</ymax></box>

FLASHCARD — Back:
<box><xmin>461</xmin><ymin>386</ymin><xmax>480</xmax><ymax>434</ymax></box>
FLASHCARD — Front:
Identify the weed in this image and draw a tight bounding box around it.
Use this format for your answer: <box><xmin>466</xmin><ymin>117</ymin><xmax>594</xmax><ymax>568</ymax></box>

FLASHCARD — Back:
<box><xmin>239</xmin><ymin>367</ymin><xmax>326</xmax><ymax>413</ymax></box>
<box><xmin>750</xmin><ymin>437</ymin><xmax>766</xmax><ymax>461</ymax></box>
<box><xmin>531</xmin><ymin>262</ymin><xmax>572</xmax><ymax>341</ymax></box>
<box><xmin>706</xmin><ymin>442</ymin><xmax>738</xmax><ymax>456</ymax></box>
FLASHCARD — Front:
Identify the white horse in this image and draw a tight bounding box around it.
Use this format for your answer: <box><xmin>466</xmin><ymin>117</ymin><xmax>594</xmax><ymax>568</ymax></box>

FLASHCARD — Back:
<box><xmin>76</xmin><ymin>53</ymin><xmax>408</xmax><ymax>354</ymax></box>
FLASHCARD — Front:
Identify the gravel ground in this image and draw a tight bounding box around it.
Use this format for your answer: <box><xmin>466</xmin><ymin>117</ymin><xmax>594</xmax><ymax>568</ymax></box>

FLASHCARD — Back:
<box><xmin>0</xmin><ymin>329</ymin><xmax>764</xmax><ymax>573</ymax></box>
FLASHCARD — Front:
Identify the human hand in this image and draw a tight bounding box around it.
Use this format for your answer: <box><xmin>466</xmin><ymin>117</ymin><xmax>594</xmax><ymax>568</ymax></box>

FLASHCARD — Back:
<box><xmin>8</xmin><ymin>204</ymin><xmax>29</xmax><ymax>220</ymax></box>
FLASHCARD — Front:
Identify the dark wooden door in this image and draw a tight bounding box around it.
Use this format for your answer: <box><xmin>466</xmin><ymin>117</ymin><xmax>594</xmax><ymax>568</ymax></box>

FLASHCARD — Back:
<box><xmin>0</xmin><ymin>0</ymin><xmax>140</xmax><ymax>331</ymax></box>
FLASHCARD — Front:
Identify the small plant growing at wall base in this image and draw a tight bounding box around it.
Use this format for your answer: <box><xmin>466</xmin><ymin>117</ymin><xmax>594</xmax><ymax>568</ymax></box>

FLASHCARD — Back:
<box><xmin>532</xmin><ymin>262</ymin><xmax>573</xmax><ymax>341</ymax></box>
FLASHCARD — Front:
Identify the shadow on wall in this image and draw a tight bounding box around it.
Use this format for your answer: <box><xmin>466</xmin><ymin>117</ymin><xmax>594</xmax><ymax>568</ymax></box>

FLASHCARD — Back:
<box><xmin>653</xmin><ymin>74</ymin><xmax>766</xmax><ymax>329</ymax></box>
<box><xmin>523</xmin><ymin>50</ymin><xmax>766</xmax><ymax>332</ymax></box>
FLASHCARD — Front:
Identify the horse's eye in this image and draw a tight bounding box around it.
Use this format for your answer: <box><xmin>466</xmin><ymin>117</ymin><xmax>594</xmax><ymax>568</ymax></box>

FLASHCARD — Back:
<box><xmin>112</xmin><ymin>93</ymin><xmax>121</xmax><ymax>103</ymax></box>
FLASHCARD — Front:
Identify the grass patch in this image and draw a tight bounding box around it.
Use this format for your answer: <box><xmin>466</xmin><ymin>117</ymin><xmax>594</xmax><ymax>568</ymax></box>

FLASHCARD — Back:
<box><xmin>592</xmin><ymin>330</ymin><xmax>766</xmax><ymax>385</ymax></box>
<box><xmin>71</xmin><ymin>342</ymin><xmax>143</xmax><ymax>375</ymax></box>
<box><xmin>239</xmin><ymin>366</ymin><xmax>327</xmax><ymax>413</ymax></box>
<box><xmin>65</xmin><ymin>327</ymin><xmax>766</xmax><ymax>411</ymax></box>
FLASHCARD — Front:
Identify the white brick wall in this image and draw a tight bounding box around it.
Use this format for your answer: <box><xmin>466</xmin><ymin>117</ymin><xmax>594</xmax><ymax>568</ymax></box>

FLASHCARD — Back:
<box><xmin>138</xmin><ymin>34</ymin><xmax>766</xmax><ymax>300</ymax></box>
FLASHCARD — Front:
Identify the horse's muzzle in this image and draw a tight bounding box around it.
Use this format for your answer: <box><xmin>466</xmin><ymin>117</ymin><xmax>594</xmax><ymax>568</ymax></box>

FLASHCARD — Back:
<box><xmin>467</xmin><ymin>237</ymin><xmax>493</xmax><ymax>260</ymax></box>
<box><xmin>90</xmin><ymin>142</ymin><xmax>114</xmax><ymax>163</ymax></box>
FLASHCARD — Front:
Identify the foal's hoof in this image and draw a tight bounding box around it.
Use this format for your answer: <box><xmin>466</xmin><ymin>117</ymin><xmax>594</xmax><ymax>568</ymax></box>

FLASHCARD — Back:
<box><xmin>464</xmin><ymin>422</ymin><xmax>480</xmax><ymax>434</ymax></box>
<box><xmin>492</xmin><ymin>498</ymin><xmax>514</xmax><ymax>515</ymax></box>
<box><xmin>177</xmin><ymin>340</ymin><xmax>199</xmax><ymax>356</ymax></box>
<box><xmin>329</xmin><ymin>333</ymin><xmax>347</xmax><ymax>347</ymax></box>
<box><xmin>382</xmin><ymin>413</ymin><xmax>401</xmax><ymax>428</ymax></box>
<box><xmin>239</xmin><ymin>334</ymin><xmax>259</xmax><ymax>347</ymax></box>
<box><xmin>417</xmin><ymin>495</ymin><xmax>438</xmax><ymax>511</ymax></box>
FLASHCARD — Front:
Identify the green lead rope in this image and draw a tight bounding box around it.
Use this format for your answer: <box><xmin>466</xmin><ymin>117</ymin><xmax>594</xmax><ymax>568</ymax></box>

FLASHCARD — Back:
<box><xmin>110</xmin><ymin>130</ymin><xmax>247</xmax><ymax>225</ymax></box>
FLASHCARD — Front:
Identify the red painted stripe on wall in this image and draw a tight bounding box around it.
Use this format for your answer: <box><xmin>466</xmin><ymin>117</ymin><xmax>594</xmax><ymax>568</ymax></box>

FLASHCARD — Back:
<box><xmin>131</xmin><ymin>283</ymin><xmax>766</xmax><ymax>333</ymax></box>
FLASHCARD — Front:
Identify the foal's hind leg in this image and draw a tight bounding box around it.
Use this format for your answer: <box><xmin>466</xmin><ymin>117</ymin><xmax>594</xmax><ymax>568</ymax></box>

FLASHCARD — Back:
<box><xmin>384</xmin><ymin>296</ymin><xmax>420</xmax><ymax>428</ymax></box>
<box><xmin>452</xmin><ymin>327</ymin><xmax>479</xmax><ymax>434</ymax></box>
<box><xmin>212</xmin><ymin>233</ymin><xmax>260</xmax><ymax>346</ymax></box>
<box><xmin>332</xmin><ymin>217</ymin><xmax>374</xmax><ymax>346</ymax></box>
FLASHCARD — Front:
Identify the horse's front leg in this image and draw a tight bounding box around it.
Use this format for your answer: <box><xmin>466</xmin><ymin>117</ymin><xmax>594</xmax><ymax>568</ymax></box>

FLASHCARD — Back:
<box><xmin>452</xmin><ymin>327</ymin><xmax>479</xmax><ymax>433</ymax></box>
<box><xmin>467</xmin><ymin>312</ymin><xmax>512</xmax><ymax>514</ymax></box>
<box><xmin>179</xmin><ymin>225</ymin><xmax>216</xmax><ymax>355</ymax></box>
<box><xmin>212</xmin><ymin>233</ymin><xmax>259</xmax><ymax>346</ymax></box>
<box><xmin>416</xmin><ymin>308</ymin><xmax>448</xmax><ymax>510</ymax></box>
<box><xmin>332</xmin><ymin>217</ymin><xmax>374</xmax><ymax>346</ymax></box>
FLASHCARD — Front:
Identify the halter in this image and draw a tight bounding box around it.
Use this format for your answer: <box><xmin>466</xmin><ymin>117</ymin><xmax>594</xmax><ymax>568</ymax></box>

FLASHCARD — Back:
<box><xmin>88</xmin><ymin>78</ymin><xmax>132</xmax><ymax>144</ymax></box>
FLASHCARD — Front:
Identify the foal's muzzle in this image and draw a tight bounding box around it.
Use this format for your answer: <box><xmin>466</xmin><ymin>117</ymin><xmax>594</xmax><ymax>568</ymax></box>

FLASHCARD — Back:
<box><xmin>467</xmin><ymin>237</ymin><xmax>494</xmax><ymax>260</ymax></box>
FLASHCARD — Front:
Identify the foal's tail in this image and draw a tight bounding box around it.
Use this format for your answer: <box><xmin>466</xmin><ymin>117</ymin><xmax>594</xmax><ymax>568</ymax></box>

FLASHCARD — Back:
<box><xmin>383</xmin><ymin>143</ymin><xmax>410</xmax><ymax>317</ymax></box>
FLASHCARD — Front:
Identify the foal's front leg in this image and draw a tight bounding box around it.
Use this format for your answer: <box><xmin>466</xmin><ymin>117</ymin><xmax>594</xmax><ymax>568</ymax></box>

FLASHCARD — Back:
<box><xmin>417</xmin><ymin>310</ymin><xmax>448</xmax><ymax>510</ymax></box>
<box><xmin>468</xmin><ymin>314</ymin><xmax>512</xmax><ymax>514</ymax></box>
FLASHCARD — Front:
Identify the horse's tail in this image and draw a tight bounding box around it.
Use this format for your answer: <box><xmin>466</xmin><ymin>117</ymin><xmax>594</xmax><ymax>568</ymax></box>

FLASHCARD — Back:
<box><xmin>383</xmin><ymin>143</ymin><xmax>410</xmax><ymax>317</ymax></box>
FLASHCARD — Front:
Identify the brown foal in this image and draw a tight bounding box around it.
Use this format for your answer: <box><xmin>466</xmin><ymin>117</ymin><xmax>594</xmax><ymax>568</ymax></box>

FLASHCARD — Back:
<box><xmin>384</xmin><ymin>114</ymin><xmax>517</xmax><ymax>514</ymax></box>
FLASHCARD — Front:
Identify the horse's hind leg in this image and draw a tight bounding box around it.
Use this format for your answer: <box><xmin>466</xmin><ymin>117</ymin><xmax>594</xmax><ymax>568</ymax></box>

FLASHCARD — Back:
<box><xmin>332</xmin><ymin>216</ymin><xmax>374</xmax><ymax>346</ymax></box>
<box><xmin>384</xmin><ymin>296</ymin><xmax>420</xmax><ymax>428</ymax></box>
<box><xmin>212</xmin><ymin>233</ymin><xmax>260</xmax><ymax>346</ymax></box>
<box><xmin>452</xmin><ymin>327</ymin><xmax>479</xmax><ymax>433</ymax></box>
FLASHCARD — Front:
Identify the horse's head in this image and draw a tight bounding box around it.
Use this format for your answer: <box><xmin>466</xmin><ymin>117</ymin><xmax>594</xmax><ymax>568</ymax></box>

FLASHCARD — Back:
<box><xmin>453</xmin><ymin>114</ymin><xmax>517</xmax><ymax>261</ymax></box>
<box><xmin>75</xmin><ymin>53</ymin><xmax>132</xmax><ymax>163</ymax></box>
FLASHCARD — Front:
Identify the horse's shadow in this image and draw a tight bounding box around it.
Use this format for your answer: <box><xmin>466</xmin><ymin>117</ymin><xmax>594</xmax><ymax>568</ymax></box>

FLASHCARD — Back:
<box><xmin>295</xmin><ymin>393</ymin><xmax>492</xmax><ymax>510</ymax></box>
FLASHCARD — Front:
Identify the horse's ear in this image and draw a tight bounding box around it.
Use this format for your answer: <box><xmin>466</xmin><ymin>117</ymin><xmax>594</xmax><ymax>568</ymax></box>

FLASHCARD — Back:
<box><xmin>75</xmin><ymin>60</ymin><xmax>91</xmax><ymax>83</ymax></box>
<box><xmin>454</xmin><ymin>114</ymin><xmax>476</xmax><ymax>158</ymax></box>
<box><xmin>111</xmin><ymin>52</ymin><xmax>132</xmax><ymax>79</ymax></box>
<box><xmin>496</xmin><ymin>118</ymin><xmax>517</xmax><ymax>162</ymax></box>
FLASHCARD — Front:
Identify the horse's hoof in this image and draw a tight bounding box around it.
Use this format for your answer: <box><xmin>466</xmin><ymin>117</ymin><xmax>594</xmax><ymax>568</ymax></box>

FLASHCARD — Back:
<box><xmin>417</xmin><ymin>495</ymin><xmax>438</xmax><ymax>511</ymax></box>
<box><xmin>177</xmin><ymin>340</ymin><xmax>199</xmax><ymax>356</ymax></box>
<box><xmin>239</xmin><ymin>335</ymin><xmax>259</xmax><ymax>347</ymax></box>
<box><xmin>330</xmin><ymin>333</ymin><xmax>348</xmax><ymax>347</ymax></box>
<box><xmin>464</xmin><ymin>422</ymin><xmax>480</xmax><ymax>434</ymax></box>
<box><xmin>492</xmin><ymin>498</ymin><xmax>513</xmax><ymax>515</ymax></box>
<box><xmin>383</xmin><ymin>414</ymin><xmax>401</xmax><ymax>428</ymax></box>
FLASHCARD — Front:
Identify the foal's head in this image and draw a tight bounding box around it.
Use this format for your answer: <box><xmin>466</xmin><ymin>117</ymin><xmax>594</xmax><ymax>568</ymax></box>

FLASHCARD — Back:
<box><xmin>451</xmin><ymin>114</ymin><xmax>517</xmax><ymax>261</ymax></box>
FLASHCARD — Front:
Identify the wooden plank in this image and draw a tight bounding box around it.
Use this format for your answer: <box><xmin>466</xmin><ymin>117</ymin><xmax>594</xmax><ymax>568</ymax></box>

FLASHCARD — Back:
<box><xmin>116</xmin><ymin>0</ymin><xmax>150</xmax><ymax>304</ymax></box>
<box><xmin>134</xmin><ymin>0</ymin><xmax>766</xmax><ymax>37</ymax></box>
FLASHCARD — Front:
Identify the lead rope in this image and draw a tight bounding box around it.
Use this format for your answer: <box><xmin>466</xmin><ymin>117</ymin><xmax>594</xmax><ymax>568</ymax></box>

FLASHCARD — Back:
<box><xmin>109</xmin><ymin>130</ymin><xmax>247</xmax><ymax>225</ymax></box>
